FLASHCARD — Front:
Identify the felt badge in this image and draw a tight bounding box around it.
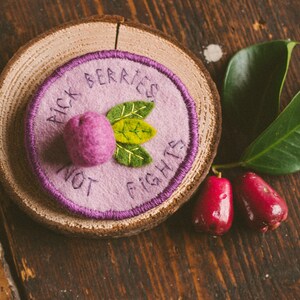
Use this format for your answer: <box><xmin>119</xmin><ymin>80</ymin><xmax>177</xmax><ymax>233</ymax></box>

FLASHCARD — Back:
<box><xmin>25</xmin><ymin>50</ymin><xmax>199</xmax><ymax>220</ymax></box>
<box><xmin>107</xmin><ymin>100</ymin><xmax>156</xmax><ymax>167</ymax></box>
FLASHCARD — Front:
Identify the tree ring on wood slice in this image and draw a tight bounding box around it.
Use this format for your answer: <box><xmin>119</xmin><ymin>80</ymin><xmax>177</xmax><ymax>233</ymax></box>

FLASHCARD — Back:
<box><xmin>0</xmin><ymin>15</ymin><xmax>221</xmax><ymax>237</ymax></box>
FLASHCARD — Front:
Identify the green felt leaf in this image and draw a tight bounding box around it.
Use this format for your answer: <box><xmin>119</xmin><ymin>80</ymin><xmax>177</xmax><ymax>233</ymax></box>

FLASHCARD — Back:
<box><xmin>223</xmin><ymin>40</ymin><xmax>298</xmax><ymax>143</ymax></box>
<box><xmin>112</xmin><ymin>119</ymin><xmax>156</xmax><ymax>144</ymax></box>
<box><xmin>114</xmin><ymin>143</ymin><xmax>152</xmax><ymax>167</ymax></box>
<box><xmin>240</xmin><ymin>91</ymin><xmax>300</xmax><ymax>175</ymax></box>
<box><xmin>107</xmin><ymin>101</ymin><xmax>154</xmax><ymax>124</ymax></box>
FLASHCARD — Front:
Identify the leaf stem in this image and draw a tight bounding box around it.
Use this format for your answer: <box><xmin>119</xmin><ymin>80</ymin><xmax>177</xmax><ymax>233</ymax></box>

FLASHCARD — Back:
<box><xmin>211</xmin><ymin>162</ymin><xmax>243</xmax><ymax>177</ymax></box>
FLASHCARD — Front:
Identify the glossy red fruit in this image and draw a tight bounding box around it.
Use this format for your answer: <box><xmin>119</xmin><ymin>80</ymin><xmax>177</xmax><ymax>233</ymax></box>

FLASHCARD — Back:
<box><xmin>234</xmin><ymin>172</ymin><xmax>288</xmax><ymax>232</ymax></box>
<box><xmin>192</xmin><ymin>176</ymin><xmax>233</xmax><ymax>235</ymax></box>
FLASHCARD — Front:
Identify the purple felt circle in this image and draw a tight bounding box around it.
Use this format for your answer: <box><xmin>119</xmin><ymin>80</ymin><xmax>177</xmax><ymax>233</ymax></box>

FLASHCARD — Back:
<box><xmin>25</xmin><ymin>50</ymin><xmax>199</xmax><ymax>220</ymax></box>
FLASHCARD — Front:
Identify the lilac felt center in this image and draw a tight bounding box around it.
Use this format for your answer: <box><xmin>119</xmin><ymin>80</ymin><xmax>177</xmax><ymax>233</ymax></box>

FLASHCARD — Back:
<box><xmin>25</xmin><ymin>50</ymin><xmax>199</xmax><ymax>220</ymax></box>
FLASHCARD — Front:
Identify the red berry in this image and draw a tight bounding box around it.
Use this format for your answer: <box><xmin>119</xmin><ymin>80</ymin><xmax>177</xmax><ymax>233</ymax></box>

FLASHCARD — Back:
<box><xmin>192</xmin><ymin>176</ymin><xmax>233</xmax><ymax>235</ymax></box>
<box><xmin>234</xmin><ymin>172</ymin><xmax>288</xmax><ymax>232</ymax></box>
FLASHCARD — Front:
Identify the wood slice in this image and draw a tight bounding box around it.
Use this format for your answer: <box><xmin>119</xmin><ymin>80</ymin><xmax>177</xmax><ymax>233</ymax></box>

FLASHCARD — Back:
<box><xmin>0</xmin><ymin>16</ymin><xmax>221</xmax><ymax>237</ymax></box>
<box><xmin>0</xmin><ymin>243</ymin><xmax>20</xmax><ymax>300</ymax></box>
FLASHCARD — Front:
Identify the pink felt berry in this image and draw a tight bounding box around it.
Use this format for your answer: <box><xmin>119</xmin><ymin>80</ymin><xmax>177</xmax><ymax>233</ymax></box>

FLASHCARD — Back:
<box><xmin>192</xmin><ymin>176</ymin><xmax>233</xmax><ymax>235</ymax></box>
<box><xmin>63</xmin><ymin>112</ymin><xmax>116</xmax><ymax>167</ymax></box>
<box><xmin>234</xmin><ymin>172</ymin><xmax>288</xmax><ymax>232</ymax></box>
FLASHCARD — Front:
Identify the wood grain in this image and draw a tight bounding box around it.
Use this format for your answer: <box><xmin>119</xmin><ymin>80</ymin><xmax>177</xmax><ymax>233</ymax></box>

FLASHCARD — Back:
<box><xmin>0</xmin><ymin>243</ymin><xmax>20</xmax><ymax>300</ymax></box>
<box><xmin>0</xmin><ymin>0</ymin><xmax>299</xmax><ymax>299</ymax></box>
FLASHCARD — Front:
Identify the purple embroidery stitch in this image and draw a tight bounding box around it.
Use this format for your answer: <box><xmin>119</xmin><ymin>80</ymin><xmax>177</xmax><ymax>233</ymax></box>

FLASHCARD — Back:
<box><xmin>25</xmin><ymin>50</ymin><xmax>199</xmax><ymax>220</ymax></box>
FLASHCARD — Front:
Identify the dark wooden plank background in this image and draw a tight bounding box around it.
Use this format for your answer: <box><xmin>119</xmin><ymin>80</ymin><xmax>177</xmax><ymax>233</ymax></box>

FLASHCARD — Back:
<box><xmin>0</xmin><ymin>0</ymin><xmax>300</xmax><ymax>299</ymax></box>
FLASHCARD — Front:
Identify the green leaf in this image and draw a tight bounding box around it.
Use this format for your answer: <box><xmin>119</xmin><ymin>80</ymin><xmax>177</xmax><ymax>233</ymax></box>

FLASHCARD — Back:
<box><xmin>241</xmin><ymin>91</ymin><xmax>300</xmax><ymax>175</ymax></box>
<box><xmin>112</xmin><ymin>119</ymin><xmax>156</xmax><ymax>144</ymax></box>
<box><xmin>223</xmin><ymin>40</ymin><xmax>298</xmax><ymax>142</ymax></box>
<box><xmin>114</xmin><ymin>143</ymin><xmax>152</xmax><ymax>167</ymax></box>
<box><xmin>107</xmin><ymin>101</ymin><xmax>154</xmax><ymax>124</ymax></box>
